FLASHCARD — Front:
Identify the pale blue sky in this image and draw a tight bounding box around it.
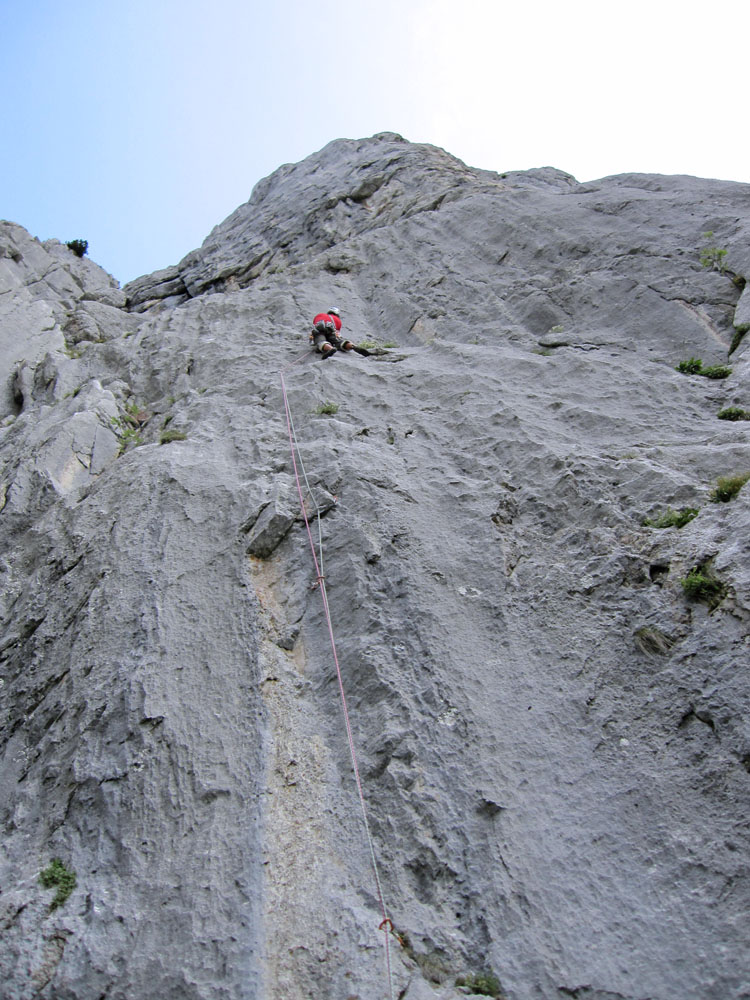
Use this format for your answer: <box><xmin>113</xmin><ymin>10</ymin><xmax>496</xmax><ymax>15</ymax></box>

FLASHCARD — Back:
<box><xmin>3</xmin><ymin>0</ymin><xmax>748</xmax><ymax>285</ymax></box>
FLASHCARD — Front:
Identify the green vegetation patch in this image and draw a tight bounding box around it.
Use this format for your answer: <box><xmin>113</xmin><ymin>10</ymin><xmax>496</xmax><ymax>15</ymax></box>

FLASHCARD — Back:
<box><xmin>676</xmin><ymin>357</ymin><xmax>703</xmax><ymax>374</ymax></box>
<box><xmin>120</xmin><ymin>401</ymin><xmax>148</xmax><ymax>426</ymax></box>
<box><xmin>65</xmin><ymin>239</ymin><xmax>88</xmax><ymax>258</ymax></box>
<box><xmin>112</xmin><ymin>401</ymin><xmax>149</xmax><ymax>453</ymax></box>
<box><xmin>676</xmin><ymin>358</ymin><xmax>732</xmax><ymax>379</ymax></box>
<box><xmin>39</xmin><ymin>858</ymin><xmax>77</xmax><ymax>910</ymax></box>
<box><xmin>314</xmin><ymin>401</ymin><xmax>339</xmax><ymax>416</ymax></box>
<box><xmin>681</xmin><ymin>564</ymin><xmax>727</xmax><ymax>609</ymax></box>
<box><xmin>699</xmin><ymin>232</ymin><xmax>728</xmax><ymax>273</ymax></box>
<box><xmin>456</xmin><ymin>970</ymin><xmax>506</xmax><ymax>998</ymax></box>
<box><xmin>717</xmin><ymin>407</ymin><xmax>750</xmax><ymax>421</ymax></box>
<box><xmin>701</xmin><ymin>365</ymin><xmax>732</xmax><ymax>380</ymax></box>
<box><xmin>729</xmin><ymin>326</ymin><xmax>748</xmax><ymax>355</ymax></box>
<box><xmin>643</xmin><ymin>507</ymin><xmax>698</xmax><ymax>529</ymax></box>
<box><xmin>111</xmin><ymin>419</ymin><xmax>143</xmax><ymax>453</ymax></box>
<box><xmin>159</xmin><ymin>429</ymin><xmax>187</xmax><ymax>444</ymax></box>
<box><xmin>710</xmin><ymin>472</ymin><xmax>750</xmax><ymax>503</ymax></box>
<box><xmin>634</xmin><ymin>626</ymin><xmax>675</xmax><ymax>656</ymax></box>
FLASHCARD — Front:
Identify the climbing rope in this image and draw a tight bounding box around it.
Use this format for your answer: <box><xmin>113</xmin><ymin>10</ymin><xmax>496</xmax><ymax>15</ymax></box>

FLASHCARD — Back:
<box><xmin>280</xmin><ymin>353</ymin><xmax>395</xmax><ymax>1000</ymax></box>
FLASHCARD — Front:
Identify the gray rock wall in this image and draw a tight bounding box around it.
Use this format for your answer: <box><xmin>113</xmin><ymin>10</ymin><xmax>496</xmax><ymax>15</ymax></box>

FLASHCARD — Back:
<box><xmin>1</xmin><ymin>134</ymin><xmax>748</xmax><ymax>1000</ymax></box>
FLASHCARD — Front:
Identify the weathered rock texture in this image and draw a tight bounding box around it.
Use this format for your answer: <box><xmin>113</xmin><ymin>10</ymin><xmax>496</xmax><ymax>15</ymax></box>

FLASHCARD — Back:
<box><xmin>1</xmin><ymin>133</ymin><xmax>749</xmax><ymax>1000</ymax></box>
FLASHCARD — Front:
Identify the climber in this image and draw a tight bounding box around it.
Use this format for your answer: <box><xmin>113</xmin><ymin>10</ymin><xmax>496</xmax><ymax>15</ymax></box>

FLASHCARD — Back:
<box><xmin>309</xmin><ymin>308</ymin><xmax>369</xmax><ymax>357</ymax></box>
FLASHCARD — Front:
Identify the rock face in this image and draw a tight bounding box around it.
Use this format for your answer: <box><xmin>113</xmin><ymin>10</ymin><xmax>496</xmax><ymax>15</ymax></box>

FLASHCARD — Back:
<box><xmin>1</xmin><ymin>133</ymin><xmax>749</xmax><ymax>1000</ymax></box>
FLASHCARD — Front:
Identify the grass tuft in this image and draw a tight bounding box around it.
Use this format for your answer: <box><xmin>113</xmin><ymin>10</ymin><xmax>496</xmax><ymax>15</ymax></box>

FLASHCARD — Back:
<box><xmin>700</xmin><ymin>364</ymin><xmax>732</xmax><ymax>380</ymax></box>
<box><xmin>717</xmin><ymin>407</ymin><xmax>750</xmax><ymax>421</ymax></box>
<box><xmin>710</xmin><ymin>472</ymin><xmax>750</xmax><ymax>503</ymax></box>
<box><xmin>676</xmin><ymin>358</ymin><xmax>703</xmax><ymax>374</ymax></box>
<box><xmin>314</xmin><ymin>401</ymin><xmax>339</xmax><ymax>416</ymax></box>
<box><xmin>676</xmin><ymin>358</ymin><xmax>732</xmax><ymax>379</ymax></box>
<box><xmin>39</xmin><ymin>859</ymin><xmax>77</xmax><ymax>910</ymax></box>
<box><xmin>456</xmin><ymin>970</ymin><xmax>505</xmax><ymax>998</ymax></box>
<box><xmin>681</xmin><ymin>567</ymin><xmax>726</xmax><ymax>609</ymax></box>
<box><xmin>643</xmin><ymin>507</ymin><xmax>698</xmax><ymax>529</ymax></box>
<box><xmin>634</xmin><ymin>626</ymin><xmax>675</xmax><ymax>656</ymax></box>
<box><xmin>729</xmin><ymin>326</ymin><xmax>748</xmax><ymax>355</ymax></box>
<box><xmin>159</xmin><ymin>429</ymin><xmax>187</xmax><ymax>444</ymax></box>
<box><xmin>699</xmin><ymin>232</ymin><xmax>728</xmax><ymax>272</ymax></box>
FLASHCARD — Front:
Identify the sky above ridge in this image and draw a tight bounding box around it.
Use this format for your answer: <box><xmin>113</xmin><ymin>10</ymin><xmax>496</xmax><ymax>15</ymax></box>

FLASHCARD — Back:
<box><xmin>3</xmin><ymin>0</ymin><xmax>748</xmax><ymax>285</ymax></box>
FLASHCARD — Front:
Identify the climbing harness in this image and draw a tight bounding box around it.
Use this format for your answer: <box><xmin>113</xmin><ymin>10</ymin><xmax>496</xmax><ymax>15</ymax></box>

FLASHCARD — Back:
<box><xmin>279</xmin><ymin>353</ymin><xmax>396</xmax><ymax>1000</ymax></box>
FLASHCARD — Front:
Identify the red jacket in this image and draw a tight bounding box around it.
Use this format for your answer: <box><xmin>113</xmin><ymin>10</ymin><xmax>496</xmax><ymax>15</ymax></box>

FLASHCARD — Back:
<box><xmin>313</xmin><ymin>312</ymin><xmax>342</xmax><ymax>332</ymax></box>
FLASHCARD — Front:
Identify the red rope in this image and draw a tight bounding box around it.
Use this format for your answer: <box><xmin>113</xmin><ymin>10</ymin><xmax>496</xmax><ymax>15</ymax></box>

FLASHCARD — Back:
<box><xmin>280</xmin><ymin>370</ymin><xmax>395</xmax><ymax>998</ymax></box>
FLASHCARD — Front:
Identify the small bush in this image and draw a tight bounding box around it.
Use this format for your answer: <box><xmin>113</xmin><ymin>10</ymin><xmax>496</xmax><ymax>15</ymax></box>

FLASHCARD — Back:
<box><xmin>710</xmin><ymin>472</ymin><xmax>750</xmax><ymax>503</ymax></box>
<box><xmin>457</xmin><ymin>970</ymin><xmax>505</xmax><ymax>998</ymax></box>
<box><xmin>39</xmin><ymin>858</ymin><xmax>77</xmax><ymax>910</ymax></box>
<box><xmin>717</xmin><ymin>407</ymin><xmax>750</xmax><ymax>421</ymax></box>
<box><xmin>111</xmin><ymin>417</ymin><xmax>143</xmax><ymax>454</ymax></box>
<box><xmin>644</xmin><ymin>507</ymin><xmax>698</xmax><ymax>529</ymax></box>
<box><xmin>729</xmin><ymin>327</ymin><xmax>748</xmax><ymax>355</ymax></box>
<box><xmin>700</xmin><ymin>365</ymin><xmax>732</xmax><ymax>380</ymax></box>
<box><xmin>160</xmin><ymin>429</ymin><xmax>187</xmax><ymax>444</ymax></box>
<box><xmin>675</xmin><ymin>359</ymin><xmax>731</xmax><ymax>379</ymax></box>
<box><xmin>681</xmin><ymin>566</ymin><xmax>726</xmax><ymax>609</ymax></box>
<box><xmin>699</xmin><ymin>232</ymin><xmax>728</xmax><ymax>273</ymax></box>
<box><xmin>111</xmin><ymin>401</ymin><xmax>150</xmax><ymax>453</ymax></box>
<box><xmin>121</xmin><ymin>401</ymin><xmax>149</xmax><ymax>427</ymax></box>
<box><xmin>66</xmin><ymin>239</ymin><xmax>88</xmax><ymax>258</ymax></box>
<box><xmin>315</xmin><ymin>401</ymin><xmax>339</xmax><ymax>416</ymax></box>
<box><xmin>676</xmin><ymin>358</ymin><xmax>703</xmax><ymax>374</ymax></box>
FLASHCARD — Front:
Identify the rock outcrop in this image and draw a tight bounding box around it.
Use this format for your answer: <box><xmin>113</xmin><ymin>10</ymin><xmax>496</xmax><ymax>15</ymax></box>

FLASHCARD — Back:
<box><xmin>1</xmin><ymin>133</ymin><xmax>749</xmax><ymax>1000</ymax></box>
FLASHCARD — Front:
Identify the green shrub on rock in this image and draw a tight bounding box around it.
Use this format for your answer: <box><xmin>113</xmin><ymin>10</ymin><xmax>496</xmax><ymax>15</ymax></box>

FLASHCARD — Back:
<box><xmin>699</xmin><ymin>232</ymin><xmax>728</xmax><ymax>273</ymax></box>
<box><xmin>66</xmin><ymin>239</ymin><xmax>88</xmax><ymax>258</ymax></box>
<box><xmin>681</xmin><ymin>565</ymin><xmax>726</xmax><ymax>609</ymax></box>
<box><xmin>643</xmin><ymin>507</ymin><xmax>698</xmax><ymax>529</ymax></box>
<box><xmin>676</xmin><ymin>358</ymin><xmax>703</xmax><ymax>374</ymax></box>
<box><xmin>717</xmin><ymin>407</ymin><xmax>750</xmax><ymax>421</ymax></box>
<box><xmin>39</xmin><ymin>858</ymin><xmax>77</xmax><ymax>910</ymax></box>
<box><xmin>701</xmin><ymin>364</ymin><xmax>732</xmax><ymax>380</ymax></box>
<box><xmin>710</xmin><ymin>472</ymin><xmax>750</xmax><ymax>503</ymax></box>
<box><xmin>456</xmin><ymin>970</ymin><xmax>505</xmax><ymax>998</ymax></box>
<box><xmin>314</xmin><ymin>401</ymin><xmax>339</xmax><ymax>415</ymax></box>
<box><xmin>159</xmin><ymin>429</ymin><xmax>187</xmax><ymax>444</ymax></box>
<box><xmin>676</xmin><ymin>358</ymin><xmax>731</xmax><ymax>379</ymax></box>
<box><xmin>729</xmin><ymin>325</ymin><xmax>748</xmax><ymax>355</ymax></box>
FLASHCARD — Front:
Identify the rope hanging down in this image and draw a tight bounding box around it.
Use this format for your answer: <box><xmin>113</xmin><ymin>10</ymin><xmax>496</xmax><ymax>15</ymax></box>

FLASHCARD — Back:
<box><xmin>280</xmin><ymin>362</ymin><xmax>395</xmax><ymax>1000</ymax></box>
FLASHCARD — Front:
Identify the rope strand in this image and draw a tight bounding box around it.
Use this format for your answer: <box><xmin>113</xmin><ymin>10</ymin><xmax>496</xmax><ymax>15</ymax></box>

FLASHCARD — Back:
<box><xmin>280</xmin><ymin>367</ymin><xmax>395</xmax><ymax>1000</ymax></box>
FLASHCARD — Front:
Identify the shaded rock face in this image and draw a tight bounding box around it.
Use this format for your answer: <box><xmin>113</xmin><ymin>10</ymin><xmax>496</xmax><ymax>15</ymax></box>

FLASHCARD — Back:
<box><xmin>1</xmin><ymin>134</ymin><xmax>749</xmax><ymax>1000</ymax></box>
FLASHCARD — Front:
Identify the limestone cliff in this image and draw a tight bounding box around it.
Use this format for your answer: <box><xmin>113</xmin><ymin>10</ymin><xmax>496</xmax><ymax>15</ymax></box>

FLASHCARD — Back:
<box><xmin>1</xmin><ymin>133</ymin><xmax>749</xmax><ymax>1000</ymax></box>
